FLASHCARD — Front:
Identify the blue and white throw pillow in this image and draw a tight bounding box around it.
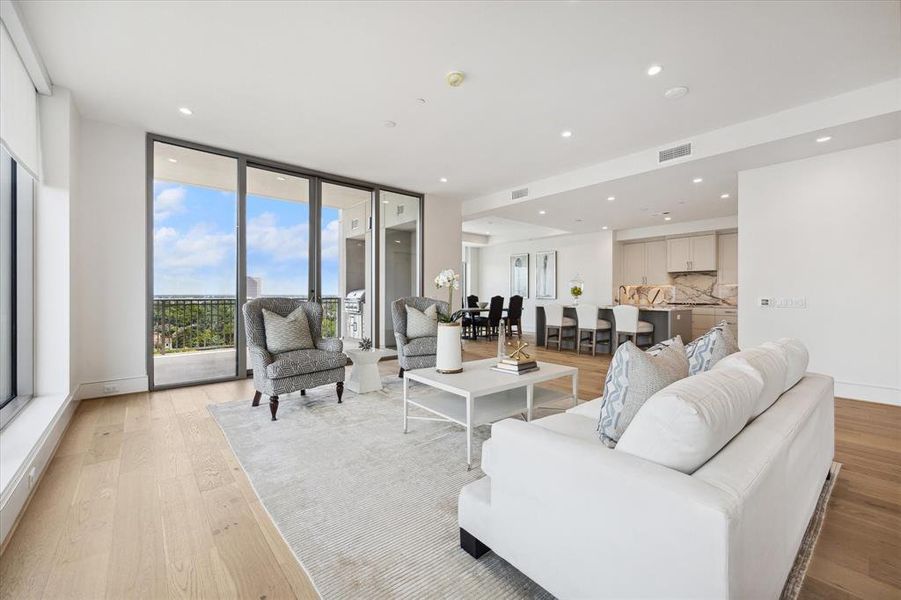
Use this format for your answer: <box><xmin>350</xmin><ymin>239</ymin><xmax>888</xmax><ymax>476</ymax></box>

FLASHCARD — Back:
<box><xmin>597</xmin><ymin>338</ymin><xmax>689</xmax><ymax>447</ymax></box>
<box><xmin>684</xmin><ymin>321</ymin><xmax>739</xmax><ymax>375</ymax></box>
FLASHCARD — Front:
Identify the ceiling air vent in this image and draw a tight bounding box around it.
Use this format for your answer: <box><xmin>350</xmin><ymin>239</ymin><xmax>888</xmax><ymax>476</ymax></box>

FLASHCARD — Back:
<box><xmin>511</xmin><ymin>187</ymin><xmax>529</xmax><ymax>200</ymax></box>
<box><xmin>658</xmin><ymin>142</ymin><xmax>692</xmax><ymax>163</ymax></box>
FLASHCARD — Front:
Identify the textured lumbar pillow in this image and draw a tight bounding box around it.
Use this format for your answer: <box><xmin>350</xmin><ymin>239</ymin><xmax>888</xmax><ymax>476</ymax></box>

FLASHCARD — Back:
<box><xmin>262</xmin><ymin>305</ymin><xmax>315</xmax><ymax>354</ymax></box>
<box><xmin>684</xmin><ymin>321</ymin><xmax>739</xmax><ymax>375</ymax></box>
<box><xmin>597</xmin><ymin>338</ymin><xmax>689</xmax><ymax>447</ymax></box>
<box><xmin>405</xmin><ymin>303</ymin><xmax>438</xmax><ymax>339</ymax></box>
<box><xmin>615</xmin><ymin>364</ymin><xmax>763</xmax><ymax>474</ymax></box>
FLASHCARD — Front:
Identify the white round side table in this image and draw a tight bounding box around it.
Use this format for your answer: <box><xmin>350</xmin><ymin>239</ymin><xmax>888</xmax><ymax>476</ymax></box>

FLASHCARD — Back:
<box><xmin>344</xmin><ymin>347</ymin><xmax>398</xmax><ymax>394</ymax></box>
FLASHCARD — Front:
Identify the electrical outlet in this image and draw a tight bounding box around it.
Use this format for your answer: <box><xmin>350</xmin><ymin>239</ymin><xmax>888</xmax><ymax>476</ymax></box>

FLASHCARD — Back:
<box><xmin>102</xmin><ymin>383</ymin><xmax>119</xmax><ymax>394</ymax></box>
<box><xmin>759</xmin><ymin>297</ymin><xmax>772</xmax><ymax>307</ymax></box>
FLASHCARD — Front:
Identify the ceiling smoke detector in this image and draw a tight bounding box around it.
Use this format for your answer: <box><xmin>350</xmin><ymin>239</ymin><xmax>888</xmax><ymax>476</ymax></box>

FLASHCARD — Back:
<box><xmin>664</xmin><ymin>86</ymin><xmax>689</xmax><ymax>99</ymax></box>
<box><xmin>446</xmin><ymin>71</ymin><xmax>465</xmax><ymax>87</ymax></box>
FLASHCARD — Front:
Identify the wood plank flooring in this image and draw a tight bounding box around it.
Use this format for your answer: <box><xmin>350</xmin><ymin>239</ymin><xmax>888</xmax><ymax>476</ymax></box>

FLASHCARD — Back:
<box><xmin>1</xmin><ymin>336</ymin><xmax>898</xmax><ymax>599</ymax></box>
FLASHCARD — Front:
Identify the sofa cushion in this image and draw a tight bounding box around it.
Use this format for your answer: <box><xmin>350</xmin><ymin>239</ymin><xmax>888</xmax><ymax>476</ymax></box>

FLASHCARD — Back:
<box><xmin>763</xmin><ymin>338</ymin><xmax>809</xmax><ymax>392</ymax></box>
<box><xmin>597</xmin><ymin>338</ymin><xmax>689</xmax><ymax>448</ymax></box>
<box><xmin>262</xmin><ymin>305</ymin><xmax>315</xmax><ymax>354</ymax></box>
<box><xmin>266</xmin><ymin>348</ymin><xmax>348</xmax><ymax>379</ymax></box>
<box><xmin>684</xmin><ymin>321</ymin><xmax>739</xmax><ymax>375</ymax></box>
<box><xmin>406</xmin><ymin>303</ymin><xmax>438</xmax><ymax>339</ymax></box>
<box><xmin>715</xmin><ymin>344</ymin><xmax>789</xmax><ymax>419</ymax></box>
<box><xmin>567</xmin><ymin>397</ymin><xmax>604</xmax><ymax>419</ymax></box>
<box><xmin>403</xmin><ymin>336</ymin><xmax>437</xmax><ymax>357</ymax></box>
<box><xmin>615</xmin><ymin>365</ymin><xmax>762</xmax><ymax>474</ymax></box>
<box><xmin>533</xmin><ymin>413</ymin><xmax>603</xmax><ymax>443</ymax></box>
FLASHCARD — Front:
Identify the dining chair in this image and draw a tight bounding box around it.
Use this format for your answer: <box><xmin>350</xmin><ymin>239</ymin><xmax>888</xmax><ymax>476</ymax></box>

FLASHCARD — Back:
<box><xmin>575</xmin><ymin>303</ymin><xmax>612</xmax><ymax>356</ymax></box>
<box><xmin>612</xmin><ymin>305</ymin><xmax>654</xmax><ymax>348</ymax></box>
<box><xmin>463</xmin><ymin>295</ymin><xmax>479</xmax><ymax>337</ymax></box>
<box><xmin>481</xmin><ymin>295</ymin><xmax>505</xmax><ymax>340</ymax></box>
<box><xmin>504</xmin><ymin>295</ymin><xmax>524</xmax><ymax>338</ymax></box>
<box><xmin>544</xmin><ymin>303</ymin><xmax>577</xmax><ymax>351</ymax></box>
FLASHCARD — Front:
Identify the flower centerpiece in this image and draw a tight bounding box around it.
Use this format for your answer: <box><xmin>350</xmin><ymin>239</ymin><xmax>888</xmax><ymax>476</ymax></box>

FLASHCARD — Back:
<box><xmin>569</xmin><ymin>274</ymin><xmax>584</xmax><ymax>306</ymax></box>
<box><xmin>434</xmin><ymin>268</ymin><xmax>465</xmax><ymax>373</ymax></box>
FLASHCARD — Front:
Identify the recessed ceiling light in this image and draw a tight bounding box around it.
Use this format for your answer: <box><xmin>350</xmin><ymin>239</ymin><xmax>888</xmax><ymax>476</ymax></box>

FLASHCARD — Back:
<box><xmin>539</xmin><ymin>210</ymin><xmax>547</xmax><ymax>215</ymax></box>
<box><xmin>664</xmin><ymin>86</ymin><xmax>689</xmax><ymax>99</ymax></box>
<box><xmin>167</xmin><ymin>158</ymin><xmax>177</xmax><ymax>163</ymax></box>
<box><xmin>276</xmin><ymin>176</ymin><xmax>286</xmax><ymax>181</ymax></box>
<box><xmin>485</xmin><ymin>231</ymin><xmax>491</xmax><ymax>235</ymax></box>
<box><xmin>664</xmin><ymin>216</ymin><xmax>672</xmax><ymax>221</ymax></box>
<box><xmin>647</xmin><ymin>64</ymin><xmax>663</xmax><ymax>76</ymax></box>
<box><xmin>439</xmin><ymin>177</ymin><xmax>448</xmax><ymax>183</ymax></box>
<box><xmin>178</xmin><ymin>107</ymin><xmax>193</xmax><ymax>116</ymax></box>
<box><xmin>602</xmin><ymin>226</ymin><xmax>609</xmax><ymax>230</ymax></box>
<box><xmin>720</xmin><ymin>193</ymin><xmax>730</xmax><ymax>199</ymax></box>
<box><xmin>384</xmin><ymin>120</ymin><xmax>397</xmax><ymax>128</ymax></box>
<box><xmin>382</xmin><ymin>200</ymin><xmax>389</xmax><ymax>204</ymax></box>
<box><xmin>692</xmin><ymin>177</ymin><xmax>703</xmax><ymax>183</ymax></box>
<box><xmin>561</xmin><ymin>130</ymin><xmax>573</xmax><ymax>138</ymax></box>
<box><xmin>816</xmin><ymin>136</ymin><xmax>832</xmax><ymax>143</ymax></box>
<box><xmin>607</xmin><ymin>196</ymin><xmax>615</xmax><ymax>201</ymax></box>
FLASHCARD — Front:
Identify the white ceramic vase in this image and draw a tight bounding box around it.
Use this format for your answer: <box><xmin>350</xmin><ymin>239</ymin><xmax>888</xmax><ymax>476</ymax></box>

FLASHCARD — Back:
<box><xmin>436</xmin><ymin>322</ymin><xmax>463</xmax><ymax>374</ymax></box>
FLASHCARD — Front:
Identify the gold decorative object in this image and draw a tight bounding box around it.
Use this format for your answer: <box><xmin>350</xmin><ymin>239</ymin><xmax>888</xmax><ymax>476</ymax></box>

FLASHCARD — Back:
<box><xmin>508</xmin><ymin>341</ymin><xmax>531</xmax><ymax>361</ymax></box>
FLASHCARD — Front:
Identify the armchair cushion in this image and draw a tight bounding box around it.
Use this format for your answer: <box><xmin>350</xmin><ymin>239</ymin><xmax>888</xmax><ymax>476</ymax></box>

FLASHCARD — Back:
<box><xmin>405</xmin><ymin>304</ymin><xmax>439</xmax><ymax>339</ymax></box>
<box><xmin>266</xmin><ymin>348</ymin><xmax>348</xmax><ymax>379</ymax></box>
<box><xmin>403</xmin><ymin>336</ymin><xmax>438</xmax><ymax>357</ymax></box>
<box><xmin>261</xmin><ymin>305</ymin><xmax>314</xmax><ymax>354</ymax></box>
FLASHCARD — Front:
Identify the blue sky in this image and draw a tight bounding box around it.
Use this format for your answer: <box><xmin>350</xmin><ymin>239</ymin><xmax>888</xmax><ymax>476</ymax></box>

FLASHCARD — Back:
<box><xmin>153</xmin><ymin>180</ymin><xmax>340</xmax><ymax>296</ymax></box>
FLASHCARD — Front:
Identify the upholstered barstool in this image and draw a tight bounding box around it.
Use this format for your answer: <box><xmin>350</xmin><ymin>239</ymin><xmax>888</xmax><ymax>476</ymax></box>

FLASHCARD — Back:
<box><xmin>613</xmin><ymin>305</ymin><xmax>654</xmax><ymax>349</ymax></box>
<box><xmin>575</xmin><ymin>303</ymin><xmax>612</xmax><ymax>356</ymax></box>
<box><xmin>544</xmin><ymin>304</ymin><xmax>577</xmax><ymax>351</ymax></box>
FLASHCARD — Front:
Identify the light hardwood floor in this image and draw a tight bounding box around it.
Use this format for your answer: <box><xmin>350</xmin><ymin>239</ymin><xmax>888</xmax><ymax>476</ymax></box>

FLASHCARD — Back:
<box><xmin>0</xmin><ymin>336</ymin><xmax>898</xmax><ymax>599</ymax></box>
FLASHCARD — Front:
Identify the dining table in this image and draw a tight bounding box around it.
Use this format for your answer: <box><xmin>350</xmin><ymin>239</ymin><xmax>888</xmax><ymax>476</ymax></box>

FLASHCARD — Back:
<box><xmin>459</xmin><ymin>306</ymin><xmax>508</xmax><ymax>340</ymax></box>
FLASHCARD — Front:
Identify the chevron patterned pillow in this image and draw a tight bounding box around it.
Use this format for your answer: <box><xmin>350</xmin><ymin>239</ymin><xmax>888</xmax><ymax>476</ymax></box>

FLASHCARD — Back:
<box><xmin>684</xmin><ymin>321</ymin><xmax>739</xmax><ymax>375</ymax></box>
<box><xmin>262</xmin><ymin>305</ymin><xmax>315</xmax><ymax>354</ymax></box>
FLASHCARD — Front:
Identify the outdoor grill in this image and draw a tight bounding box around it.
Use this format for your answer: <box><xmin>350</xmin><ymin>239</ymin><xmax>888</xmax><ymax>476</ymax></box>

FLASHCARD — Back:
<box><xmin>344</xmin><ymin>289</ymin><xmax>365</xmax><ymax>314</ymax></box>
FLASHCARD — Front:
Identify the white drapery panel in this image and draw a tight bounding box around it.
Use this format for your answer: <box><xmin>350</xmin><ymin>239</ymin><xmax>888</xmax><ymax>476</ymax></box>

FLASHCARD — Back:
<box><xmin>0</xmin><ymin>21</ymin><xmax>38</xmax><ymax>176</ymax></box>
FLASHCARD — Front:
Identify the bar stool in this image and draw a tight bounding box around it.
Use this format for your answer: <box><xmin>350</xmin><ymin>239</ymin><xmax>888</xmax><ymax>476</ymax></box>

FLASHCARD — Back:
<box><xmin>575</xmin><ymin>303</ymin><xmax>612</xmax><ymax>356</ymax></box>
<box><xmin>613</xmin><ymin>305</ymin><xmax>654</xmax><ymax>349</ymax></box>
<box><xmin>544</xmin><ymin>304</ymin><xmax>577</xmax><ymax>351</ymax></box>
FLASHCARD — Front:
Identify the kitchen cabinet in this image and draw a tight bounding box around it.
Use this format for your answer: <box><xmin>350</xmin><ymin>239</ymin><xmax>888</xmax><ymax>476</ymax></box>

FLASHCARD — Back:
<box><xmin>691</xmin><ymin>306</ymin><xmax>738</xmax><ymax>341</ymax></box>
<box><xmin>717</xmin><ymin>233</ymin><xmax>738</xmax><ymax>284</ymax></box>
<box><xmin>621</xmin><ymin>240</ymin><xmax>669</xmax><ymax>285</ymax></box>
<box><xmin>667</xmin><ymin>234</ymin><xmax>717</xmax><ymax>272</ymax></box>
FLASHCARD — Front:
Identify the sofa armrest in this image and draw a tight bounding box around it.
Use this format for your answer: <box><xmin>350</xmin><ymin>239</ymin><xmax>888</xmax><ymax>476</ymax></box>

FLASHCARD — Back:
<box><xmin>475</xmin><ymin>418</ymin><xmax>737</xmax><ymax>598</ymax></box>
<box><xmin>316</xmin><ymin>337</ymin><xmax>343</xmax><ymax>353</ymax></box>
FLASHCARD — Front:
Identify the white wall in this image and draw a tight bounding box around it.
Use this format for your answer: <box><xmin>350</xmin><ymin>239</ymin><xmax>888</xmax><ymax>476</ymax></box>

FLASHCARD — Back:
<box><xmin>739</xmin><ymin>139</ymin><xmax>900</xmax><ymax>405</ymax></box>
<box><xmin>423</xmin><ymin>195</ymin><xmax>463</xmax><ymax>290</ymax></box>
<box><xmin>74</xmin><ymin>119</ymin><xmax>147</xmax><ymax>392</ymax></box>
<box><xmin>476</xmin><ymin>231</ymin><xmax>615</xmax><ymax>332</ymax></box>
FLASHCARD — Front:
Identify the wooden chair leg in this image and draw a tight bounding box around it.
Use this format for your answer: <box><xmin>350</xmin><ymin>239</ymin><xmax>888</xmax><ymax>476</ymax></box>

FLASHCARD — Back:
<box><xmin>251</xmin><ymin>390</ymin><xmax>261</xmax><ymax>407</ymax></box>
<box><xmin>269</xmin><ymin>396</ymin><xmax>279</xmax><ymax>421</ymax></box>
<box><xmin>300</xmin><ymin>389</ymin><xmax>306</xmax><ymax>396</ymax></box>
<box><xmin>398</xmin><ymin>367</ymin><xmax>405</xmax><ymax>378</ymax></box>
<box><xmin>336</xmin><ymin>381</ymin><xmax>344</xmax><ymax>403</ymax></box>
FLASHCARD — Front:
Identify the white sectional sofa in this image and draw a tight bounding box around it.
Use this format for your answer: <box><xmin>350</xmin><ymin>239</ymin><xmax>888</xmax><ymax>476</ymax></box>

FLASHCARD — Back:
<box><xmin>458</xmin><ymin>339</ymin><xmax>834</xmax><ymax>599</ymax></box>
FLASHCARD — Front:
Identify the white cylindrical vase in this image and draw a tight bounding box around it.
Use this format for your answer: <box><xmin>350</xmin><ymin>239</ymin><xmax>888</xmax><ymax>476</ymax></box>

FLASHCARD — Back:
<box><xmin>436</xmin><ymin>322</ymin><xmax>463</xmax><ymax>374</ymax></box>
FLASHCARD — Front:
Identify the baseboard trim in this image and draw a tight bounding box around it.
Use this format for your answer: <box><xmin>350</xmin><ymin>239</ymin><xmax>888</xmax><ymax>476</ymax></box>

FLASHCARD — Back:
<box><xmin>0</xmin><ymin>387</ymin><xmax>80</xmax><ymax>551</ymax></box>
<box><xmin>834</xmin><ymin>381</ymin><xmax>900</xmax><ymax>406</ymax></box>
<box><xmin>77</xmin><ymin>375</ymin><xmax>149</xmax><ymax>400</ymax></box>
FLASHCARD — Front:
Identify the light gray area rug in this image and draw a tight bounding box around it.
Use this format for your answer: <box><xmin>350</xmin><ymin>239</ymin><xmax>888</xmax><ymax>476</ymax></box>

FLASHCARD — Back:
<box><xmin>209</xmin><ymin>378</ymin><xmax>552</xmax><ymax>599</ymax></box>
<box><xmin>209</xmin><ymin>379</ymin><xmax>840</xmax><ymax>600</ymax></box>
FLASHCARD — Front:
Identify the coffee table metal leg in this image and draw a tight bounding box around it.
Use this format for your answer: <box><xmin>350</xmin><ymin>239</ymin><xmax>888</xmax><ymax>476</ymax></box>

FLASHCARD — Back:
<box><xmin>403</xmin><ymin>376</ymin><xmax>408</xmax><ymax>433</ymax></box>
<box><xmin>527</xmin><ymin>384</ymin><xmax>533</xmax><ymax>422</ymax></box>
<box><xmin>466</xmin><ymin>394</ymin><xmax>473</xmax><ymax>470</ymax></box>
<box><xmin>572</xmin><ymin>371</ymin><xmax>579</xmax><ymax>407</ymax></box>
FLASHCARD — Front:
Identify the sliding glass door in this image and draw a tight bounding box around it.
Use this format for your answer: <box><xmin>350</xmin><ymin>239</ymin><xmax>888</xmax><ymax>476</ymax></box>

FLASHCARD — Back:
<box><xmin>148</xmin><ymin>136</ymin><xmax>421</xmax><ymax>389</ymax></box>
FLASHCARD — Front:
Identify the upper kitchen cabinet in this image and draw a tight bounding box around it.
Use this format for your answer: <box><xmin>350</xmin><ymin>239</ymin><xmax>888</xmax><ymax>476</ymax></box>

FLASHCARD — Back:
<box><xmin>667</xmin><ymin>234</ymin><xmax>717</xmax><ymax>272</ymax></box>
<box><xmin>717</xmin><ymin>233</ymin><xmax>738</xmax><ymax>284</ymax></box>
<box><xmin>622</xmin><ymin>240</ymin><xmax>669</xmax><ymax>285</ymax></box>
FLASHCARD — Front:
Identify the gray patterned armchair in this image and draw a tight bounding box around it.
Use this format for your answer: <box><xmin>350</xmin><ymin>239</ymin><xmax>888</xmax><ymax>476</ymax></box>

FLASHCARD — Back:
<box><xmin>391</xmin><ymin>297</ymin><xmax>449</xmax><ymax>378</ymax></box>
<box><xmin>243</xmin><ymin>298</ymin><xmax>347</xmax><ymax>420</ymax></box>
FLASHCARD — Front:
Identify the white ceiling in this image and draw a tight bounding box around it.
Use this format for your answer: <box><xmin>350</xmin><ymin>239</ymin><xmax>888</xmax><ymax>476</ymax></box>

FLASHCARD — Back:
<box><xmin>21</xmin><ymin>1</ymin><xmax>901</xmax><ymax>200</ymax></box>
<box><xmin>465</xmin><ymin>111</ymin><xmax>901</xmax><ymax>241</ymax></box>
<box><xmin>462</xmin><ymin>216</ymin><xmax>568</xmax><ymax>245</ymax></box>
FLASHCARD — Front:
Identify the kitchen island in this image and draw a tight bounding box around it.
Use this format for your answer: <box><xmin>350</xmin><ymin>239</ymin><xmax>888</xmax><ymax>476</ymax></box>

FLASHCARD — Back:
<box><xmin>534</xmin><ymin>305</ymin><xmax>692</xmax><ymax>351</ymax></box>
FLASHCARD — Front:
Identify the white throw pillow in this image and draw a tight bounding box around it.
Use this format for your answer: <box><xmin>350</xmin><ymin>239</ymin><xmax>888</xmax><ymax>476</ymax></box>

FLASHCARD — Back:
<box><xmin>615</xmin><ymin>365</ymin><xmax>763</xmax><ymax>474</ymax></box>
<box><xmin>714</xmin><ymin>344</ymin><xmax>789</xmax><ymax>419</ymax></box>
<box><xmin>763</xmin><ymin>338</ymin><xmax>809</xmax><ymax>392</ymax></box>
<box><xmin>405</xmin><ymin>303</ymin><xmax>438</xmax><ymax>339</ymax></box>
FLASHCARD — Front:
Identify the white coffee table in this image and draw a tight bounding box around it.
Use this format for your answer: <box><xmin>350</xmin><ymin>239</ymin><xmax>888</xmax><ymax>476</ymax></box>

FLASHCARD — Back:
<box><xmin>345</xmin><ymin>347</ymin><xmax>397</xmax><ymax>393</ymax></box>
<box><xmin>403</xmin><ymin>358</ymin><xmax>579</xmax><ymax>469</ymax></box>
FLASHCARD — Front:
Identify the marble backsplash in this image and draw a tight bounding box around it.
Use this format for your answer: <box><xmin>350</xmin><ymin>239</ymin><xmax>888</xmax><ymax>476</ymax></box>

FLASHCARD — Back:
<box><xmin>618</xmin><ymin>273</ymin><xmax>737</xmax><ymax>306</ymax></box>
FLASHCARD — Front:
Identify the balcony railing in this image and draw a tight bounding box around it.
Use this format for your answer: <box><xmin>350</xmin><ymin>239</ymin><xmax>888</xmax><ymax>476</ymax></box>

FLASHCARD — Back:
<box><xmin>152</xmin><ymin>296</ymin><xmax>341</xmax><ymax>355</ymax></box>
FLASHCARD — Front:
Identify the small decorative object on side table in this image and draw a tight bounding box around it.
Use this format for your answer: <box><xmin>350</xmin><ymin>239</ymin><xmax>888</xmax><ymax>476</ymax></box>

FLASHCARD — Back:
<box><xmin>358</xmin><ymin>337</ymin><xmax>373</xmax><ymax>351</ymax></box>
<box><xmin>434</xmin><ymin>268</ymin><xmax>466</xmax><ymax>374</ymax></box>
<box><xmin>569</xmin><ymin>274</ymin><xmax>584</xmax><ymax>306</ymax></box>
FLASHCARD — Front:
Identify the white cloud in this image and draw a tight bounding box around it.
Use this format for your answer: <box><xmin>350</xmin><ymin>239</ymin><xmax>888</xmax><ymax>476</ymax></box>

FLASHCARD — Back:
<box><xmin>154</xmin><ymin>186</ymin><xmax>187</xmax><ymax>222</ymax></box>
<box><xmin>247</xmin><ymin>212</ymin><xmax>310</xmax><ymax>261</ymax></box>
<box><xmin>321</xmin><ymin>218</ymin><xmax>341</xmax><ymax>260</ymax></box>
<box><xmin>154</xmin><ymin>223</ymin><xmax>235</xmax><ymax>270</ymax></box>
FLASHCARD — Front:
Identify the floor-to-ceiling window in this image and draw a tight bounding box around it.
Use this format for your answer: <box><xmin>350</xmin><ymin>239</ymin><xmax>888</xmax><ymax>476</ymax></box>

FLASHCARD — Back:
<box><xmin>148</xmin><ymin>136</ymin><xmax>421</xmax><ymax>389</ymax></box>
<box><xmin>380</xmin><ymin>190</ymin><xmax>423</xmax><ymax>348</ymax></box>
